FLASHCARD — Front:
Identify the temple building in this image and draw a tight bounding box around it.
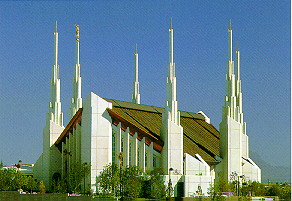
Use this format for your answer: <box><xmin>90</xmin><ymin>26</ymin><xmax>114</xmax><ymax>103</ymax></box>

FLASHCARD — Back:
<box><xmin>33</xmin><ymin>20</ymin><xmax>261</xmax><ymax>196</ymax></box>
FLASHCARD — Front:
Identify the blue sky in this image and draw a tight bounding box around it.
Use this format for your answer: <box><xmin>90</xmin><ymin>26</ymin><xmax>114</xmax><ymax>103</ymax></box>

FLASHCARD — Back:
<box><xmin>0</xmin><ymin>0</ymin><xmax>290</xmax><ymax>174</ymax></box>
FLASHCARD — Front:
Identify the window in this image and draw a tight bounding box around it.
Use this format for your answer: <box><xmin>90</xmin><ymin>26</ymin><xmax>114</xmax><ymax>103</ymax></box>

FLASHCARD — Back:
<box><xmin>145</xmin><ymin>151</ymin><xmax>148</xmax><ymax>168</ymax></box>
<box><xmin>129</xmin><ymin>142</ymin><xmax>132</xmax><ymax>166</ymax></box>
<box><xmin>153</xmin><ymin>155</ymin><xmax>157</xmax><ymax>168</ymax></box>
<box><xmin>137</xmin><ymin>147</ymin><xmax>140</xmax><ymax>166</ymax></box>
<box><xmin>121</xmin><ymin>137</ymin><xmax>124</xmax><ymax>153</ymax></box>
<box><xmin>112</xmin><ymin>130</ymin><xmax>116</xmax><ymax>164</ymax></box>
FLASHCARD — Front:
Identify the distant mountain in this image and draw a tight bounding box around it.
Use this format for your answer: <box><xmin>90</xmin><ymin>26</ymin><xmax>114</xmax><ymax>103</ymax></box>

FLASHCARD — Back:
<box><xmin>250</xmin><ymin>152</ymin><xmax>291</xmax><ymax>183</ymax></box>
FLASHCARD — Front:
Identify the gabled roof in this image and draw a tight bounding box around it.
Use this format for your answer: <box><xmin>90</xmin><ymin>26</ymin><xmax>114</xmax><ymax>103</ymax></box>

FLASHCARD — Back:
<box><xmin>105</xmin><ymin>98</ymin><xmax>220</xmax><ymax>165</ymax></box>
<box><xmin>55</xmin><ymin>108</ymin><xmax>83</xmax><ymax>151</ymax></box>
<box><xmin>54</xmin><ymin>97</ymin><xmax>220</xmax><ymax>165</ymax></box>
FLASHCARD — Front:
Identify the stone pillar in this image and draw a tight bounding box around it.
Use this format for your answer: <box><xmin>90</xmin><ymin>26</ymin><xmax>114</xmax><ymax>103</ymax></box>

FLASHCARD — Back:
<box><xmin>141</xmin><ymin>137</ymin><xmax>146</xmax><ymax>172</ymax></box>
<box><xmin>124</xmin><ymin>128</ymin><xmax>130</xmax><ymax>166</ymax></box>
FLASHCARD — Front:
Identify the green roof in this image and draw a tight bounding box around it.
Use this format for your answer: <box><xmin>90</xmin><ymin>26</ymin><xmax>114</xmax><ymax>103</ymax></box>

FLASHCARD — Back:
<box><xmin>105</xmin><ymin>98</ymin><xmax>220</xmax><ymax>165</ymax></box>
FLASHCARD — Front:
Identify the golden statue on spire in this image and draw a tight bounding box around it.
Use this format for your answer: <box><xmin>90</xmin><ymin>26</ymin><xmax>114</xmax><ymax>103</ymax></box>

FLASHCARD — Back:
<box><xmin>74</xmin><ymin>24</ymin><xmax>80</xmax><ymax>42</ymax></box>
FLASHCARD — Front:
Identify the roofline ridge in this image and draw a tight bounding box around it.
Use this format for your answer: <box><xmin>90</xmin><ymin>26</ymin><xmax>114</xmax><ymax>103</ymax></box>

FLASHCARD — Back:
<box><xmin>104</xmin><ymin>97</ymin><xmax>206</xmax><ymax>118</ymax></box>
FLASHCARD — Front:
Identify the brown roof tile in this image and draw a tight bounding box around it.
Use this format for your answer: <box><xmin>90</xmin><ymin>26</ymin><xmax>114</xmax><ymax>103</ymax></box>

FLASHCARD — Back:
<box><xmin>106</xmin><ymin>98</ymin><xmax>220</xmax><ymax>165</ymax></box>
<box><xmin>54</xmin><ymin>97</ymin><xmax>220</xmax><ymax>165</ymax></box>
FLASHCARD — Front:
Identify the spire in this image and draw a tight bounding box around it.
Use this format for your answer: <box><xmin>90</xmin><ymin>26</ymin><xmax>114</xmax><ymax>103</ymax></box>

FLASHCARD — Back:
<box><xmin>161</xmin><ymin>19</ymin><xmax>183</xmax><ymax>175</ymax></box>
<box><xmin>235</xmin><ymin>46</ymin><xmax>244</xmax><ymax>126</ymax></box>
<box><xmin>223</xmin><ymin>21</ymin><xmax>244</xmax><ymax>127</ymax></box>
<box><xmin>169</xmin><ymin>18</ymin><xmax>174</xmax><ymax>67</ymax></box>
<box><xmin>132</xmin><ymin>43</ymin><xmax>140</xmax><ymax>104</ymax></box>
<box><xmin>228</xmin><ymin>19</ymin><xmax>233</xmax><ymax>67</ymax></box>
<box><xmin>54</xmin><ymin>21</ymin><xmax>58</xmax><ymax>67</ymax></box>
<box><xmin>165</xmin><ymin>18</ymin><xmax>179</xmax><ymax>125</ymax></box>
<box><xmin>70</xmin><ymin>24</ymin><xmax>82</xmax><ymax>118</ymax></box>
<box><xmin>48</xmin><ymin>21</ymin><xmax>63</xmax><ymax>126</ymax></box>
<box><xmin>235</xmin><ymin>44</ymin><xmax>240</xmax><ymax>81</ymax></box>
<box><xmin>74</xmin><ymin>24</ymin><xmax>80</xmax><ymax>64</ymax></box>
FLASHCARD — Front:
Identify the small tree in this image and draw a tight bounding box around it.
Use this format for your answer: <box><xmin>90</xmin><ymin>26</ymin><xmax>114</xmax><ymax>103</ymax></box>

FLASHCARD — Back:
<box><xmin>39</xmin><ymin>180</ymin><xmax>46</xmax><ymax>194</ymax></box>
<box><xmin>62</xmin><ymin>162</ymin><xmax>90</xmax><ymax>194</ymax></box>
<box><xmin>52</xmin><ymin>179</ymin><xmax>67</xmax><ymax>193</ymax></box>
<box><xmin>207</xmin><ymin>182</ymin><xmax>224</xmax><ymax>200</ymax></box>
<box><xmin>0</xmin><ymin>168</ymin><xmax>27</xmax><ymax>191</ymax></box>
<box><xmin>96</xmin><ymin>163</ymin><xmax>120</xmax><ymax>197</ymax></box>
<box><xmin>145</xmin><ymin>168</ymin><xmax>166</xmax><ymax>199</ymax></box>
<box><xmin>97</xmin><ymin>164</ymin><xmax>168</xmax><ymax>199</ymax></box>
<box><xmin>121</xmin><ymin>166</ymin><xmax>143</xmax><ymax>198</ymax></box>
<box><xmin>265</xmin><ymin>183</ymin><xmax>291</xmax><ymax>200</ymax></box>
<box><xmin>166</xmin><ymin>179</ymin><xmax>174</xmax><ymax>198</ymax></box>
<box><xmin>98</xmin><ymin>164</ymin><xmax>164</xmax><ymax>199</ymax></box>
<box><xmin>277</xmin><ymin>183</ymin><xmax>291</xmax><ymax>200</ymax></box>
<box><xmin>24</xmin><ymin>176</ymin><xmax>38</xmax><ymax>193</ymax></box>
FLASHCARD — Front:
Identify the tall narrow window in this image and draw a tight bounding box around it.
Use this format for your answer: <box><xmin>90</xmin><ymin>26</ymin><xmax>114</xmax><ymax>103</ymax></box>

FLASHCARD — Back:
<box><xmin>145</xmin><ymin>151</ymin><xmax>148</xmax><ymax>168</ymax></box>
<box><xmin>153</xmin><ymin>155</ymin><xmax>157</xmax><ymax>168</ymax></box>
<box><xmin>112</xmin><ymin>130</ymin><xmax>116</xmax><ymax>164</ymax></box>
<box><xmin>121</xmin><ymin>137</ymin><xmax>124</xmax><ymax>153</ymax></box>
<box><xmin>137</xmin><ymin>147</ymin><xmax>140</xmax><ymax>167</ymax></box>
<box><xmin>129</xmin><ymin>141</ymin><xmax>132</xmax><ymax>166</ymax></box>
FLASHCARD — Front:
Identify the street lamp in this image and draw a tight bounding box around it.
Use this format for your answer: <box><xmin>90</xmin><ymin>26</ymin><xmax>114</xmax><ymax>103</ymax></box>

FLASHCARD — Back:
<box><xmin>237</xmin><ymin>175</ymin><xmax>244</xmax><ymax>196</ymax></box>
<box><xmin>168</xmin><ymin>168</ymin><xmax>174</xmax><ymax>199</ymax></box>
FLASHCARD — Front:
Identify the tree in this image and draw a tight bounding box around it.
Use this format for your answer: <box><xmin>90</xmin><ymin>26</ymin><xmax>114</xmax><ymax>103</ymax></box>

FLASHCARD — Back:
<box><xmin>143</xmin><ymin>168</ymin><xmax>166</xmax><ymax>199</ymax></box>
<box><xmin>97</xmin><ymin>164</ymin><xmax>144</xmax><ymax>199</ymax></box>
<box><xmin>60</xmin><ymin>162</ymin><xmax>90</xmax><ymax>194</ymax></box>
<box><xmin>39</xmin><ymin>180</ymin><xmax>46</xmax><ymax>194</ymax></box>
<box><xmin>207</xmin><ymin>182</ymin><xmax>225</xmax><ymax>200</ymax></box>
<box><xmin>96</xmin><ymin>163</ymin><xmax>120</xmax><ymax>197</ymax></box>
<box><xmin>265</xmin><ymin>183</ymin><xmax>291</xmax><ymax>200</ymax></box>
<box><xmin>277</xmin><ymin>183</ymin><xmax>291</xmax><ymax>200</ymax></box>
<box><xmin>97</xmin><ymin>164</ymin><xmax>167</xmax><ymax>199</ymax></box>
<box><xmin>0</xmin><ymin>167</ymin><xmax>26</xmax><ymax>191</ymax></box>
<box><xmin>166</xmin><ymin>178</ymin><xmax>174</xmax><ymax>198</ymax></box>
<box><xmin>23</xmin><ymin>176</ymin><xmax>38</xmax><ymax>193</ymax></box>
<box><xmin>0</xmin><ymin>161</ymin><xmax>3</xmax><ymax>169</ymax></box>
<box><xmin>121</xmin><ymin>166</ymin><xmax>143</xmax><ymax>199</ymax></box>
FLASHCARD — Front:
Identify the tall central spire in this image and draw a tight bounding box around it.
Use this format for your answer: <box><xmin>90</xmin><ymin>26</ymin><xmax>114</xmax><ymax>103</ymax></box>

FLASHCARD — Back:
<box><xmin>223</xmin><ymin>21</ymin><xmax>245</xmax><ymax>131</ymax></box>
<box><xmin>132</xmin><ymin>44</ymin><xmax>140</xmax><ymax>104</ymax></box>
<box><xmin>219</xmin><ymin>21</ymin><xmax>261</xmax><ymax>184</ymax></box>
<box><xmin>161</xmin><ymin>19</ymin><xmax>183</xmax><ymax>175</ymax></box>
<box><xmin>165</xmin><ymin>18</ymin><xmax>179</xmax><ymax>125</ymax></box>
<box><xmin>48</xmin><ymin>21</ymin><xmax>63</xmax><ymax>126</ymax></box>
<box><xmin>70</xmin><ymin>24</ymin><xmax>82</xmax><ymax>118</ymax></box>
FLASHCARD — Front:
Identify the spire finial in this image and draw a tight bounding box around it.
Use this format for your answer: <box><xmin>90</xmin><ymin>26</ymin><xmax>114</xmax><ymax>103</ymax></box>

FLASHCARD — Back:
<box><xmin>74</xmin><ymin>24</ymin><xmax>80</xmax><ymax>42</ymax></box>
<box><xmin>54</xmin><ymin>21</ymin><xmax>58</xmax><ymax>32</ymax></box>
<box><xmin>70</xmin><ymin>24</ymin><xmax>82</xmax><ymax>118</ymax></box>
<box><xmin>49</xmin><ymin>20</ymin><xmax>63</xmax><ymax>127</ymax></box>
<box><xmin>229</xmin><ymin>19</ymin><xmax>232</xmax><ymax>30</ymax></box>
<box><xmin>132</xmin><ymin>43</ymin><xmax>140</xmax><ymax>104</ymax></box>
<box><xmin>170</xmin><ymin>17</ymin><xmax>173</xmax><ymax>29</ymax></box>
<box><xmin>236</xmin><ymin>41</ymin><xmax>238</xmax><ymax>51</ymax></box>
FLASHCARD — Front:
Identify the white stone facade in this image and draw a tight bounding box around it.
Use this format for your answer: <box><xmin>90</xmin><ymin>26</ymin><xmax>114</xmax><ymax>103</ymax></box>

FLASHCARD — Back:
<box><xmin>216</xmin><ymin>23</ymin><xmax>261</xmax><ymax>184</ymax></box>
<box><xmin>33</xmin><ymin>21</ymin><xmax>261</xmax><ymax>196</ymax></box>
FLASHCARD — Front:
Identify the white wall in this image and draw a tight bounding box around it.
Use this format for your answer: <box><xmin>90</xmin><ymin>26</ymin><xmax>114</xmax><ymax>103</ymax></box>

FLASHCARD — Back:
<box><xmin>219</xmin><ymin>116</ymin><xmax>242</xmax><ymax>181</ymax></box>
<box><xmin>34</xmin><ymin>120</ymin><xmax>63</xmax><ymax>189</ymax></box>
<box><xmin>242</xmin><ymin>157</ymin><xmax>261</xmax><ymax>182</ymax></box>
<box><xmin>161</xmin><ymin>116</ymin><xmax>184</xmax><ymax>175</ymax></box>
<box><xmin>184</xmin><ymin>153</ymin><xmax>213</xmax><ymax>196</ymax></box>
<box><xmin>81</xmin><ymin>92</ymin><xmax>113</xmax><ymax>191</ymax></box>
